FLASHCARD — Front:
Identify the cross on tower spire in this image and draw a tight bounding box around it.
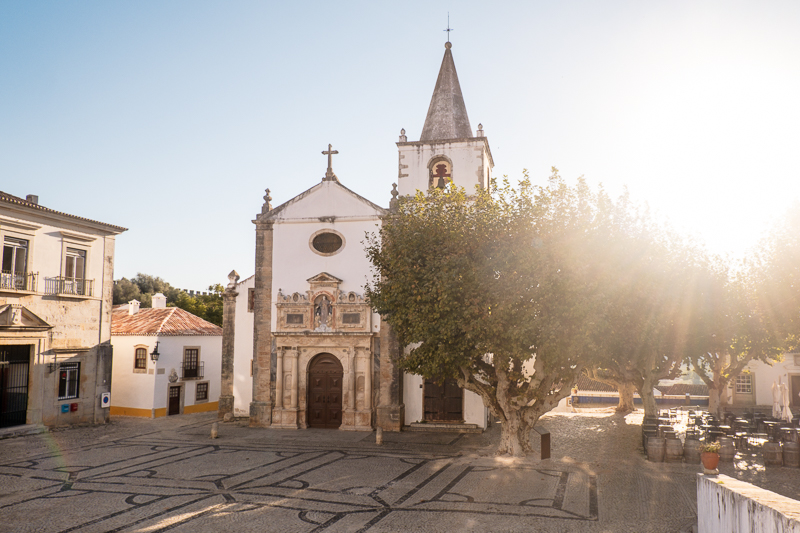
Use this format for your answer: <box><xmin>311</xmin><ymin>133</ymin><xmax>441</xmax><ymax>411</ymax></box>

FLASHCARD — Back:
<box><xmin>322</xmin><ymin>143</ymin><xmax>339</xmax><ymax>181</ymax></box>
<box><xmin>444</xmin><ymin>13</ymin><xmax>453</xmax><ymax>42</ymax></box>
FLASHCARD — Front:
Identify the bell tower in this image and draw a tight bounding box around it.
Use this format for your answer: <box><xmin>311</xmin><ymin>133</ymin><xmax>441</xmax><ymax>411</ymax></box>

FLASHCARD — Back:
<box><xmin>397</xmin><ymin>42</ymin><xmax>493</xmax><ymax>196</ymax></box>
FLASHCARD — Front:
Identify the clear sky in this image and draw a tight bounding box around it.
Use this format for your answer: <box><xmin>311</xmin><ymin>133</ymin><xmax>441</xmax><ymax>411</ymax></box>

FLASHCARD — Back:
<box><xmin>2</xmin><ymin>1</ymin><xmax>799</xmax><ymax>291</ymax></box>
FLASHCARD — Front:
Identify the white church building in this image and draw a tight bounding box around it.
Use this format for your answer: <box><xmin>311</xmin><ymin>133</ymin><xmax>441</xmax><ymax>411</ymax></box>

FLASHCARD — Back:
<box><xmin>221</xmin><ymin>42</ymin><xmax>492</xmax><ymax>432</ymax></box>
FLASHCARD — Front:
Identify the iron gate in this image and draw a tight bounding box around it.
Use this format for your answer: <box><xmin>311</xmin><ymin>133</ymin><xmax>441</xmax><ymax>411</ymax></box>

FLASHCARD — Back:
<box><xmin>0</xmin><ymin>345</ymin><xmax>30</xmax><ymax>428</ymax></box>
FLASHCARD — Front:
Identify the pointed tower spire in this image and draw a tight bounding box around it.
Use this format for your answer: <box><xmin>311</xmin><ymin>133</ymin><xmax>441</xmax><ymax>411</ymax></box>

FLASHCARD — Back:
<box><xmin>419</xmin><ymin>42</ymin><xmax>472</xmax><ymax>141</ymax></box>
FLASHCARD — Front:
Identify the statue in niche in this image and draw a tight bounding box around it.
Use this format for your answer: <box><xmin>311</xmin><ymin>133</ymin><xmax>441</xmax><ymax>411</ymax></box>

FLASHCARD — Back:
<box><xmin>314</xmin><ymin>295</ymin><xmax>333</xmax><ymax>331</ymax></box>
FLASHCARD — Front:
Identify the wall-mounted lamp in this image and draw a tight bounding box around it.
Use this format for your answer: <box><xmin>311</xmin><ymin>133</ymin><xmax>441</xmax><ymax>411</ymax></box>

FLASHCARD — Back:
<box><xmin>150</xmin><ymin>341</ymin><xmax>160</xmax><ymax>362</ymax></box>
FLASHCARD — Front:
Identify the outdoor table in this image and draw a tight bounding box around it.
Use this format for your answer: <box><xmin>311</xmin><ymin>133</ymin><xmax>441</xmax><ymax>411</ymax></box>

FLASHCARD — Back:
<box><xmin>707</xmin><ymin>429</ymin><xmax>724</xmax><ymax>442</ymax></box>
<box><xmin>718</xmin><ymin>424</ymin><xmax>733</xmax><ymax>436</ymax></box>
<box><xmin>779</xmin><ymin>427</ymin><xmax>799</xmax><ymax>443</ymax></box>
<box><xmin>763</xmin><ymin>421</ymin><xmax>780</xmax><ymax>441</ymax></box>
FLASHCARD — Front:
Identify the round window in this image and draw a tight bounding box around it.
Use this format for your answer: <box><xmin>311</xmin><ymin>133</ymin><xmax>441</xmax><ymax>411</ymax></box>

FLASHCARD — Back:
<box><xmin>312</xmin><ymin>232</ymin><xmax>343</xmax><ymax>254</ymax></box>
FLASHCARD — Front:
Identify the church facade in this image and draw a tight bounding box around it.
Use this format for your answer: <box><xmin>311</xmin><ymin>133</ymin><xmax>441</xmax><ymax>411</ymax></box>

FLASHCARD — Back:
<box><xmin>221</xmin><ymin>42</ymin><xmax>494</xmax><ymax>432</ymax></box>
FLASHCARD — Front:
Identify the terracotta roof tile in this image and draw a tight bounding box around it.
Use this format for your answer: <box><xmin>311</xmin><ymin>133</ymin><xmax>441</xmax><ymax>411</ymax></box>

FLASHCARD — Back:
<box><xmin>111</xmin><ymin>307</ymin><xmax>222</xmax><ymax>336</ymax></box>
<box><xmin>656</xmin><ymin>383</ymin><xmax>709</xmax><ymax>396</ymax></box>
<box><xmin>577</xmin><ymin>376</ymin><xmax>618</xmax><ymax>392</ymax></box>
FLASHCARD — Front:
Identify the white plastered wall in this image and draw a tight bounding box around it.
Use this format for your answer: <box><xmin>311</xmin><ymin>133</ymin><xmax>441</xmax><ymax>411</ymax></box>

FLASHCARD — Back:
<box><xmin>397</xmin><ymin>139</ymin><xmax>492</xmax><ymax>197</ymax></box>
<box><xmin>110</xmin><ymin>335</ymin><xmax>157</xmax><ymax>411</ymax></box>
<box><xmin>232</xmin><ymin>275</ymin><xmax>255</xmax><ymax>416</ymax></box>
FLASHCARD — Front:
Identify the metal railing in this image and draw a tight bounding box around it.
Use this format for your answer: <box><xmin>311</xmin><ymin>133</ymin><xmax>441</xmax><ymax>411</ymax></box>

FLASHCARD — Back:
<box><xmin>0</xmin><ymin>271</ymin><xmax>37</xmax><ymax>292</ymax></box>
<box><xmin>181</xmin><ymin>361</ymin><xmax>204</xmax><ymax>380</ymax></box>
<box><xmin>44</xmin><ymin>277</ymin><xmax>94</xmax><ymax>297</ymax></box>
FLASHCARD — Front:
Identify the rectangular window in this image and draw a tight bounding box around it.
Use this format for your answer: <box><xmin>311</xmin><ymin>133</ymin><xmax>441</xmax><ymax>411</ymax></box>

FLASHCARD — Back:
<box><xmin>183</xmin><ymin>348</ymin><xmax>199</xmax><ymax>379</ymax></box>
<box><xmin>735</xmin><ymin>374</ymin><xmax>752</xmax><ymax>394</ymax></box>
<box><xmin>134</xmin><ymin>348</ymin><xmax>147</xmax><ymax>370</ymax></box>
<box><xmin>196</xmin><ymin>382</ymin><xmax>209</xmax><ymax>401</ymax></box>
<box><xmin>342</xmin><ymin>313</ymin><xmax>361</xmax><ymax>324</ymax></box>
<box><xmin>2</xmin><ymin>237</ymin><xmax>29</xmax><ymax>290</ymax></box>
<box><xmin>286</xmin><ymin>313</ymin><xmax>304</xmax><ymax>324</ymax></box>
<box><xmin>248</xmin><ymin>288</ymin><xmax>255</xmax><ymax>312</ymax></box>
<box><xmin>64</xmin><ymin>247</ymin><xmax>86</xmax><ymax>295</ymax></box>
<box><xmin>58</xmin><ymin>362</ymin><xmax>80</xmax><ymax>400</ymax></box>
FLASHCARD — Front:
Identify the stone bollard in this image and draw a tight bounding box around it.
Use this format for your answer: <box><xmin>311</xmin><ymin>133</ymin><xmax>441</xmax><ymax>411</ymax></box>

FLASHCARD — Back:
<box><xmin>376</xmin><ymin>427</ymin><xmax>383</xmax><ymax>445</ymax></box>
<box><xmin>223</xmin><ymin>413</ymin><xmax>233</xmax><ymax>422</ymax></box>
<box><xmin>210</xmin><ymin>422</ymin><xmax>219</xmax><ymax>439</ymax></box>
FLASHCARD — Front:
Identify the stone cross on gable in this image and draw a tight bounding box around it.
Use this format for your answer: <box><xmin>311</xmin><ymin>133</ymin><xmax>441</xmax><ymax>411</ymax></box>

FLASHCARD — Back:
<box><xmin>322</xmin><ymin>144</ymin><xmax>338</xmax><ymax>181</ymax></box>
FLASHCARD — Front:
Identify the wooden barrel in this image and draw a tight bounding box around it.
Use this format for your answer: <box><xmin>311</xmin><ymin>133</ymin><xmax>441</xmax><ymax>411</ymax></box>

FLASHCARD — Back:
<box><xmin>719</xmin><ymin>437</ymin><xmax>736</xmax><ymax>462</ymax></box>
<box><xmin>665</xmin><ymin>438</ymin><xmax>683</xmax><ymax>462</ymax></box>
<box><xmin>783</xmin><ymin>442</ymin><xmax>800</xmax><ymax>467</ymax></box>
<box><xmin>684</xmin><ymin>438</ymin><xmax>701</xmax><ymax>463</ymax></box>
<box><xmin>763</xmin><ymin>442</ymin><xmax>783</xmax><ymax>466</ymax></box>
<box><xmin>642</xmin><ymin>430</ymin><xmax>657</xmax><ymax>450</ymax></box>
<box><xmin>647</xmin><ymin>437</ymin><xmax>666</xmax><ymax>462</ymax></box>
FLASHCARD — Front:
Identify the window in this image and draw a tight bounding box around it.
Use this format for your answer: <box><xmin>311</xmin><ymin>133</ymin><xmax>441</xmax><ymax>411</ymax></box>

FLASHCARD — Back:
<box><xmin>64</xmin><ymin>248</ymin><xmax>86</xmax><ymax>294</ymax></box>
<box><xmin>134</xmin><ymin>348</ymin><xmax>147</xmax><ymax>370</ymax></box>
<box><xmin>183</xmin><ymin>348</ymin><xmax>200</xmax><ymax>379</ymax></box>
<box><xmin>58</xmin><ymin>362</ymin><xmax>80</xmax><ymax>400</ymax></box>
<box><xmin>248</xmin><ymin>288</ymin><xmax>255</xmax><ymax>312</ymax></box>
<box><xmin>196</xmin><ymin>382</ymin><xmax>209</xmax><ymax>401</ymax></box>
<box><xmin>312</xmin><ymin>233</ymin><xmax>343</xmax><ymax>254</ymax></box>
<box><xmin>735</xmin><ymin>374</ymin><xmax>752</xmax><ymax>394</ymax></box>
<box><xmin>2</xmin><ymin>237</ymin><xmax>29</xmax><ymax>290</ymax></box>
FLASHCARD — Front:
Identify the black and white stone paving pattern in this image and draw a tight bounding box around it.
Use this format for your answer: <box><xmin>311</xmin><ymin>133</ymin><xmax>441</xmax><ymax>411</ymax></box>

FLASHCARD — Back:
<box><xmin>1</xmin><ymin>409</ymin><xmax>794</xmax><ymax>532</ymax></box>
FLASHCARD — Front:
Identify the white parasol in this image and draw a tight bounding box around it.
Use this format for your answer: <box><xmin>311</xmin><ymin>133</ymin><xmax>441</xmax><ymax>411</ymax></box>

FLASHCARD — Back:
<box><xmin>781</xmin><ymin>381</ymin><xmax>793</xmax><ymax>422</ymax></box>
<box><xmin>772</xmin><ymin>381</ymin><xmax>782</xmax><ymax>418</ymax></box>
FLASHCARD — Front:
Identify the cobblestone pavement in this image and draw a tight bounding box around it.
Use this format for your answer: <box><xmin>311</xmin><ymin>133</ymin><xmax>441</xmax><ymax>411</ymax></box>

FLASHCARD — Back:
<box><xmin>0</xmin><ymin>408</ymin><xmax>797</xmax><ymax>533</ymax></box>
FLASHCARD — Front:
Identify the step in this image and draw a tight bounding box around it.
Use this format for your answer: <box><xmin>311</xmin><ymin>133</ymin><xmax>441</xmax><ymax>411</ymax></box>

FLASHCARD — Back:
<box><xmin>0</xmin><ymin>424</ymin><xmax>47</xmax><ymax>440</ymax></box>
<box><xmin>405</xmin><ymin>422</ymin><xmax>483</xmax><ymax>434</ymax></box>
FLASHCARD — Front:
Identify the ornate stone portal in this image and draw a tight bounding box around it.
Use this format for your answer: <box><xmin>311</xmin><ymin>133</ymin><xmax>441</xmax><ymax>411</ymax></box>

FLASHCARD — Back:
<box><xmin>271</xmin><ymin>272</ymin><xmax>375</xmax><ymax>431</ymax></box>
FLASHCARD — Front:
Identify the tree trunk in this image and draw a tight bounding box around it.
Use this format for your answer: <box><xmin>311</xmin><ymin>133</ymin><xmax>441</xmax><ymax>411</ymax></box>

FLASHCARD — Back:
<box><xmin>616</xmin><ymin>382</ymin><xmax>636</xmax><ymax>413</ymax></box>
<box><xmin>639</xmin><ymin>385</ymin><xmax>658</xmax><ymax>417</ymax></box>
<box><xmin>496</xmin><ymin>410</ymin><xmax>535</xmax><ymax>456</ymax></box>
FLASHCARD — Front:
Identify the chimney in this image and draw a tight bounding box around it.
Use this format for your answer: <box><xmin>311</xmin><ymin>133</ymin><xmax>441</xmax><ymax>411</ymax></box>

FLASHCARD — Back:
<box><xmin>152</xmin><ymin>293</ymin><xmax>167</xmax><ymax>309</ymax></box>
<box><xmin>26</xmin><ymin>194</ymin><xmax>39</xmax><ymax>205</ymax></box>
<box><xmin>128</xmin><ymin>299</ymin><xmax>140</xmax><ymax>315</ymax></box>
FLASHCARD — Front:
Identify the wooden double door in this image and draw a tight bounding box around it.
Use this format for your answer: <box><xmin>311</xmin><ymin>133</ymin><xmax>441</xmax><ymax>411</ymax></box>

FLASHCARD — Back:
<box><xmin>424</xmin><ymin>378</ymin><xmax>463</xmax><ymax>422</ymax></box>
<box><xmin>307</xmin><ymin>354</ymin><xmax>343</xmax><ymax>429</ymax></box>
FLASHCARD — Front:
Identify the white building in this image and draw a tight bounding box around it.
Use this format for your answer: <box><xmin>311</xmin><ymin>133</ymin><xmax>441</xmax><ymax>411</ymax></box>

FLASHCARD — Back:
<box><xmin>221</xmin><ymin>42</ymin><xmax>492</xmax><ymax>432</ymax></box>
<box><xmin>0</xmin><ymin>191</ymin><xmax>125</xmax><ymax>429</ymax></box>
<box><xmin>730</xmin><ymin>354</ymin><xmax>800</xmax><ymax>412</ymax></box>
<box><xmin>110</xmin><ymin>293</ymin><xmax>222</xmax><ymax>418</ymax></box>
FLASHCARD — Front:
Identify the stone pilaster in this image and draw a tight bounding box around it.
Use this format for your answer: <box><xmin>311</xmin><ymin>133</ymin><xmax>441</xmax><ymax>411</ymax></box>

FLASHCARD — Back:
<box><xmin>377</xmin><ymin>320</ymin><xmax>404</xmax><ymax>431</ymax></box>
<box><xmin>219</xmin><ymin>270</ymin><xmax>239</xmax><ymax>419</ymax></box>
<box><xmin>250</xmin><ymin>215</ymin><xmax>274</xmax><ymax>427</ymax></box>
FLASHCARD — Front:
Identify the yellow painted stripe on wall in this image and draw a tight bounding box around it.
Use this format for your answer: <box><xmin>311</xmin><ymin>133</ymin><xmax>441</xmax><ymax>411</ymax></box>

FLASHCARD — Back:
<box><xmin>184</xmin><ymin>402</ymin><xmax>219</xmax><ymax>414</ymax></box>
<box><xmin>109</xmin><ymin>406</ymin><xmax>152</xmax><ymax>418</ymax></box>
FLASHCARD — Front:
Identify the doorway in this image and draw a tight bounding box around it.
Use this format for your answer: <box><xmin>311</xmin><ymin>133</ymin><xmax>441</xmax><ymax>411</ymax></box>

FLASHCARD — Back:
<box><xmin>168</xmin><ymin>386</ymin><xmax>181</xmax><ymax>416</ymax></box>
<box><xmin>423</xmin><ymin>378</ymin><xmax>463</xmax><ymax>422</ymax></box>
<box><xmin>0</xmin><ymin>345</ymin><xmax>30</xmax><ymax>428</ymax></box>
<box><xmin>791</xmin><ymin>375</ymin><xmax>800</xmax><ymax>409</ymax></box>
<box><xmin>307</xmin><ymin>353</ymin><xmax>343</xmax><ymax>429</ymax></box>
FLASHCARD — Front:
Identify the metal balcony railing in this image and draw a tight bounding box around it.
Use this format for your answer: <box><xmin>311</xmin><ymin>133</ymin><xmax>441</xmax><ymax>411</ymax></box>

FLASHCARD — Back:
<box><xmin>181</xmin><ymin>361</ymin><xmax>204</xmax><ymax>380</ymax></box>
<box><xmin>44</xmin><ymin>277</ymin><xmax>94</xmax><ymax>297</ymax></box>
<box><xmin>0</xmin><ymin>271</ymin><xmax>37</xmax><ymax>292</ymax></box>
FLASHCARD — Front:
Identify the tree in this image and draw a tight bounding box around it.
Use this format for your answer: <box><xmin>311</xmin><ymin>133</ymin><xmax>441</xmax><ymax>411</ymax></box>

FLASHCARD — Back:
<box><xmin>686</xmin><ymin>256</ymin><xmax>781</xmax><ymax>417</ymax></box>
<box><xmin>585</xmin><ymin>198</ymin><xmax>700</xmax><ymax>417</ymax></box>
<box><xmin>366</xmin><ymin>171</ymin><xmax>607</xmax><ymax>456</ymax></box>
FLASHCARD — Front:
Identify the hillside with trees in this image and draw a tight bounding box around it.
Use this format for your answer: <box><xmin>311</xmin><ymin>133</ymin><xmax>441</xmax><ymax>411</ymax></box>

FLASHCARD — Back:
<box><xmin>113</xmin><ymin>273</ymin><xmax>223</xmax><ymax>326</ymax></box>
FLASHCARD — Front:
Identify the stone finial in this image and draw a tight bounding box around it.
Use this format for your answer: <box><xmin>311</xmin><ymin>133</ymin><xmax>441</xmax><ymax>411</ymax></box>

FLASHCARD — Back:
<box><xmin>477</xmin><ymin>123</ymin><xmax>484</xmax><ymax>137</ymax></box>
<box><xmin>389</xmin><ymin>183</ymin><xmax>399</xmax><ymax>212</ymax></box>
<box><xmin>399</xmin><ymin>128</ymin><xmax>407</xmax><ymax>142</ymax></box>
<box><xmin>227</xmin><ymin>270</ymin><xmax>240</xmax><ymax>290</ymax></box>
<box><xmin>261</xmin><ymin>189</ymin><xmax>272</xmax><ymax>214</ymax></box>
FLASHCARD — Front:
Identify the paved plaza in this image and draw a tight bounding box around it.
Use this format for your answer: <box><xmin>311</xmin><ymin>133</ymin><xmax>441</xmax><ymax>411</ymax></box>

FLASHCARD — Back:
<box><xmin>1</xmin><ymin>409</ymin><xmax>798</xmax><ymax>532</ymax></box>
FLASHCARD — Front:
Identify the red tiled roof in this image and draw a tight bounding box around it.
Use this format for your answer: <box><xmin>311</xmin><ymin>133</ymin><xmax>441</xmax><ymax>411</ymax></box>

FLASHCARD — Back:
<box><xmin>0</xmin><ymin>190</ymin><xmax>127</xmax><ymax>233</ymax></box>
<box><xmin>577</xmin><ymin>375</ymin><xmax>618</xmax><ymax>392</ymax></box>
<box><xmin>656</xmin><ymin>383</ymin><xmax>709</xmax><ymax>396</ymax></box>
<box><xmin>111</xmin><ymin>307</ymin><xmax>222</xmax><ymax>336</ymax></box>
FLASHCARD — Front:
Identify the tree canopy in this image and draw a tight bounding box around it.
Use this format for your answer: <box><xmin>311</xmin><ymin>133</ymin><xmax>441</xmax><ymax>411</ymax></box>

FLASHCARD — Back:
<box><xmin>366</xmin><ymin>171</ymin><xmax>609</xmax><ymax>455</ymax></box>
<box><xmin>113</xmin><ymin>273</ymin><xmax>223</xmax><ymax>326</ymax></box>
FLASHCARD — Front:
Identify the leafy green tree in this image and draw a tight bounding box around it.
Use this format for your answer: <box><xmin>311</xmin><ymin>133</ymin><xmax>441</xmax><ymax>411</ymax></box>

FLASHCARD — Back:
<box><xmin>113</xmin><ymin>274</ymin><xmax>223</xmax><ymax>327</ymax></box>
<box><xmin>366</xmin><ymin>171</ymin><xmax>607</xmax><ymax>456</ymax></box>
<box><xmin>112</xmin><ymin>277</ymin><xmax>142</xmax><ymax>305</ymax></box>
<box><xmin>686</xmin><ymin>257</ymin><xmax>781</xmax><ymax>417</ymax></box>
<box><xmin>584</xmin><ymin>197</ymin><xmax>700</xmax><ymax>417</ymax></box>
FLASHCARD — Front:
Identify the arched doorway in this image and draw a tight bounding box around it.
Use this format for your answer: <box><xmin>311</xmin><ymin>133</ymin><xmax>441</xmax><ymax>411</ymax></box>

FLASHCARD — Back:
<box><xmin>307</xmin><ymin>353</ymin><xmax>343</xmax><ymax>429</ymax></box>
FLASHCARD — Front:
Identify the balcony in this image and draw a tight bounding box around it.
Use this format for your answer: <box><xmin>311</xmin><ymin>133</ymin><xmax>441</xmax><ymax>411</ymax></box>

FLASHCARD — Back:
<box><xmin>181</xmin><ymin>361</ymin><xmax>204</xmax><ymax>380</ymax></box>
<box><xmin>0</xmin><ymin>271</ymin><xmax>37</xmax><ymax>292</ymax></box>
<box><xmin>44</xmin><ymin>277</ymin><xmax>94</xmax><ymax>297</ymax></box>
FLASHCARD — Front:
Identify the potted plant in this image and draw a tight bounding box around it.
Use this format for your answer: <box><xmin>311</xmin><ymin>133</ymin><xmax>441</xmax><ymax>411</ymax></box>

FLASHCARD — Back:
<box><xmin>700</xmin><ymin>441</ymin><xmax>721</xmax><ymax>474</ymax></box>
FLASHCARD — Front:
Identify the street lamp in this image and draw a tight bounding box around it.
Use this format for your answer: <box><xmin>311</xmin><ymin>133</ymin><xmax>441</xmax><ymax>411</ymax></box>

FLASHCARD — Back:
<box><xmin>150</xmin><ymin>341</ymin><xmax>160</xmax><ymax>362</ymax></box>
